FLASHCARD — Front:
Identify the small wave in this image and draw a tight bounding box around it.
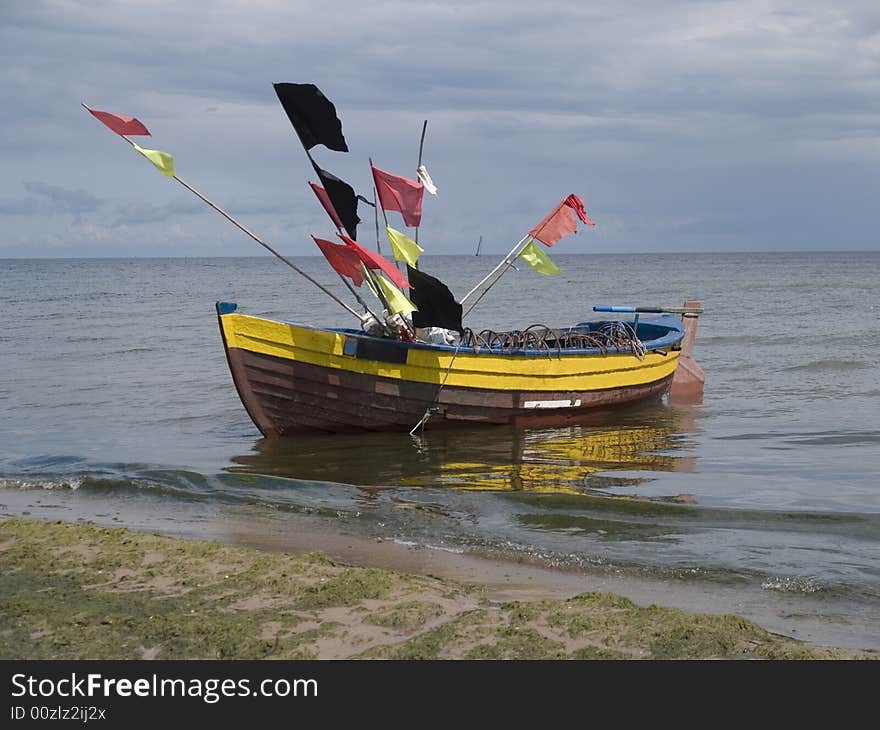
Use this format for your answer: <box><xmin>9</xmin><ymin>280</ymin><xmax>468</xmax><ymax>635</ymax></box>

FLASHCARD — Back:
<box><xmin>0</xmin><ymin>477</ymin><xmax>82</xmax><ymax>491</ymax></box>
<box><xmin>718</xmin><ymin>430</ymin><xmax>880</xmax><ymax>447</ymax></box>
<box><xmin>761</xmin><ymin>576</ymin><xmax>824</xmax><ymax>594</ymax></box>
<box><xmin>10</xmin><ymin>455</ymin><xmax>86</xmax><ymax>468</ymax></box>
<box><xmin>791</xmin><ymin>432</ymin><xmax>880</xmax><ymax>447</ymax></box>
<box><xmin>392</xmin><ymin>538</ymin><xmax>465</xmax><ymax>555</ymax></box>
<box><xmin>702</xmin><ymin>334</ymin><xmax>802</xmax><ymax>346</ymax></box>
<box><xmin>783</xmin><ymin>359</ymin><xmax>870</xmax><ymax>373</ymax></box>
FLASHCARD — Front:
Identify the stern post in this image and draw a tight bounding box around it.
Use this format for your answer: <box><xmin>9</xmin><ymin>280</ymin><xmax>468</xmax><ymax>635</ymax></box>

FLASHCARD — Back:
<box><xmin>670</xmin><ymin>299</ymin><xmax>705</xmax><ymax>403</ymax></box>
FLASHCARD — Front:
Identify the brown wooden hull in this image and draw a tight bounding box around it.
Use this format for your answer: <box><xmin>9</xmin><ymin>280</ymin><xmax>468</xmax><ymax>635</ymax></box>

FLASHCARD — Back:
<box><xmin>225</xmin><ymin>346</ymin><xmax>674</xmax><ymax>437</ymax></box>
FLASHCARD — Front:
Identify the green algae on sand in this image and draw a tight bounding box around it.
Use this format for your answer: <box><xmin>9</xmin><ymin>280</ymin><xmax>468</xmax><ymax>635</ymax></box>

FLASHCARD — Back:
<box><xmin>0</xmin><ymin>516</ymin><xmax>865</xmax><ymax>660</ymax></box>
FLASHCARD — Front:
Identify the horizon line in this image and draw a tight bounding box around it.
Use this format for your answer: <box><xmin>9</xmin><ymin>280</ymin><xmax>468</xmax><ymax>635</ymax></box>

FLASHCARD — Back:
<box><xmin>3</xmin><ymin>249</ymin><xmax>878</xmax><ymax>261</ymax></box>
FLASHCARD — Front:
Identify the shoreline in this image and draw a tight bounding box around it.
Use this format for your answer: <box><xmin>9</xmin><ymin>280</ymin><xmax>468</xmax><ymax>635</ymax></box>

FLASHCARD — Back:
<box><xmin>0</xmin><ymin>515</ymin><xmax>869</xmax><ymax>660</ymax></box>
<box><xmin>1</xmin><ymin>486</ymin><xmax>876</xmax><ymax>652</ymax></box>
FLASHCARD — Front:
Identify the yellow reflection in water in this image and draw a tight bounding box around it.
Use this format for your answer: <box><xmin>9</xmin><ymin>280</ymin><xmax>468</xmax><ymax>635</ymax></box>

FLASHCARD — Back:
<box><xmin>227</xmin><ymin>405</ymin><xmax>701</xmax><ymax>498</ymax></box>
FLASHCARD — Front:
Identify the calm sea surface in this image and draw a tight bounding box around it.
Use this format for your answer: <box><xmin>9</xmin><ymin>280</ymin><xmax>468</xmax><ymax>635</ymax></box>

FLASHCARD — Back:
<box><xmin>1</xmin><ymin>252</ymin><xmax>878</xmax><ymax>649</ymax></box>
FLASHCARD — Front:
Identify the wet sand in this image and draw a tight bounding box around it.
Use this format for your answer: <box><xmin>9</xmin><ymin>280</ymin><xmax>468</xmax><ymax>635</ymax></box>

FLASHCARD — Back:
<box><xmin>0</xmin><ymin>515</ymin><xmax>870</xmax><ymax>659</ymax></box>
<box><xmin>1</xmin><ymin>485</ymin><xmax>876</xmax><ymax>653</ymax></box>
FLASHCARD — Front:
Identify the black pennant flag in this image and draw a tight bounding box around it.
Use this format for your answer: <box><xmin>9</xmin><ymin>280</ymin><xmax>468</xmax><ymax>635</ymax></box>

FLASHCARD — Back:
<box><xmin>309</xmin><ymin>154</ymin><xmax>360</xmax><ymax>240</ymax></box>
<box><xmin>407</xmin><ymin>266</ymin><xmax>463</xmax><ymax>334</ymax></box>
<box><xmin>273</xmin><ymin>82</ymin><xmax>349</xmax><ymax>152</ymax></box>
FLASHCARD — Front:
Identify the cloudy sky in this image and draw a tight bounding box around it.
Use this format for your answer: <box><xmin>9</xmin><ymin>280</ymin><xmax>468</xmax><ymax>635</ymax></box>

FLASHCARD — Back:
<box><xmin>2</xmin><ymin>0</ymin><xmax>879</xmax><ymax>257</ymax></box>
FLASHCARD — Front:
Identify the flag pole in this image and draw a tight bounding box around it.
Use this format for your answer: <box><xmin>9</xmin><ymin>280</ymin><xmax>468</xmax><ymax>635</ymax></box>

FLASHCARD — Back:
<box><xmin>317</xmin><ymin>218</ymin><xmax>388</xmax><ymax>332</ymax></box>
<box><xmin>82</xmin><ymin>104</ymin><xmax>360</xmax><ymax>319</ymax></box>
<box><xmin>370</xmin><ymin>156</ymin><xmax>405</xmax><ymax>278</ymax></box>
<box><xmin>372</xmin><ymin>186</ymin><xmax>382</xmax><ymax>256</ymax></box>
<box><xmin>413</xmin><ymin>120</ymin><xmax>427</xmax><ymax>257</ymax></box>
<box><xmin>170</xmin><ymin>176</ymin><xmax>362</xmax><ymax>318</ymax></box>
<box><xmin>338</xmin><ymin>234</ymin><xmax>415</xmax><ymax>338</ymax></box>
<box><xmin>462</xmin><ymin>247</ymin><xmax>526</xmax><ymax>318</ymax></box>
<box><xmin>369</xmin><ymin>158</ymin><xmax>392</xmax><ymax>229</ymax></box>
<box><xmin>460</xmin><ymin>235</ymin><xmax>530</xmax><ymax>303</ymax></box>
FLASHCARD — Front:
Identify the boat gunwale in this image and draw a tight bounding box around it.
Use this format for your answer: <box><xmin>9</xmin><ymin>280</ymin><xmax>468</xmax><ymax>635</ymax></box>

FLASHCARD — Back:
<box><xmin>218</xmin><ymin>303</ymin><xmax>686</xmax><ymax>359</ymax></box>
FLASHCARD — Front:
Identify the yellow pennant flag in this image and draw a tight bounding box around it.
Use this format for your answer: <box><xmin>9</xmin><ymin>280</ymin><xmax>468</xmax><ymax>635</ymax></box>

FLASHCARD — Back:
<box><xmin>386</xmin><ymin>226</ymin><xmax>424</xmax><ymax>267</ymax></box>
<box><xmin>362</xmin><ymin>263</ymin><xmax>381</xmax><ymax>299</ymax></box>
<box><xmin>377</xmin><ymin>273</ymin><xmax>418</xmax><ymax>315</ymax></box>
<box><xmin>518</xmin><ymin>239</ymin><xmax>561</xmax><ymax>275</ymax></box>
<box><xmin>132</xmin><ymin>143</ymin><xmax>175</xmax><ymax>177</ymax></box>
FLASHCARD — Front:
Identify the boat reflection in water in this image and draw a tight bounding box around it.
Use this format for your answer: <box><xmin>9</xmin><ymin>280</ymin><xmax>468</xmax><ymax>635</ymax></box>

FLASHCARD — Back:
<box><xmin>225</xmin><ymin>403</ymin><xmax>737</xmax><ymax>571</ymax></box>
<box><xmin>227</xmin><ymin>402</ymin><xmax>701</xmax><ymax>500</ymax></box>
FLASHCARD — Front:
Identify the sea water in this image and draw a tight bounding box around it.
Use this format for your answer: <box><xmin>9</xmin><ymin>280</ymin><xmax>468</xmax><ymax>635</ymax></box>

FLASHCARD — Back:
<box><xmin>1</xmin><ymin>252</ymin><xmax>878</xmax><ymax>650</ymax></box>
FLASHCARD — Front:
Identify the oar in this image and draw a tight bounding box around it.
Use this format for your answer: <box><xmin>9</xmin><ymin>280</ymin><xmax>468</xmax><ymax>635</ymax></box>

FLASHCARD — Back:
<box><xmin>82</xmin><ymin>103</ymin><xmax>361</xmax><ymax>320</ymax></box>
<box><xmin>593</xmin><ymin>305</ymin><xmax>705</xmax><ymax>315</ymax></box>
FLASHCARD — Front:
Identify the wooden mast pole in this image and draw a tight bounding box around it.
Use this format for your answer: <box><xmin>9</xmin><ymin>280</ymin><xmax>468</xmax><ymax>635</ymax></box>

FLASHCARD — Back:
<box><xmin>414</xmin><ymin>120</ymin><xmax>427</xmax><ymax>255</ymax></box>
<box><xmin>84</xmin><ymin>103</ymin><xmax>361</xmax><ymax>319</ymax></box>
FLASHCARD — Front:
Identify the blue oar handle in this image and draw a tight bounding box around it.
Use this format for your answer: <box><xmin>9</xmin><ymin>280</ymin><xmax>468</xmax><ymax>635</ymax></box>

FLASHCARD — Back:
<box><xmin>593</xmin><ymin>305</ymin><xmax>704</xmax><ymax>314</ymax></box>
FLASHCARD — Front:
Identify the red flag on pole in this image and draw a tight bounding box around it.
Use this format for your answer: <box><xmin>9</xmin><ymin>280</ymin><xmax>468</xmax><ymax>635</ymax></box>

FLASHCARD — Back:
<box><xmin>312</xmin><ymin>236</ymin><xmax>364</xmax><ymax>286</ymax></box>
<box><xmin>339</xmin><ymin>234</ymin><xmax>411</xmax><ymax>291</ymax></box>
<box><xmin>371</xmin><ymin>164</ymin><xmax>424</xmax><ymax>227</ymax></box>
<box><xmin>309</xmin><ymin>182</ymin><xmax>345</xmax><ymax>232</ymax></box>
<box><xmin>564</xmin><ymin>194</ymin><xmax>595</xmax><ymax>226</ymax></box>
<box><xmin>85</xmin><ymin>106</ymin><xmax>151</xmax><ymax>136</ymax></box>
<box><xmin>529</xmin><ymin>194</ymin><xmax>595</xmax><ymax>247</ymax></box>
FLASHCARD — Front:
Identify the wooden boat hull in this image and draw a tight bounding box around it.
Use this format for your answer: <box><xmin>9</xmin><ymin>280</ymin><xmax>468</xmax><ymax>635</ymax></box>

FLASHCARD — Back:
<box><xmin>216</xmin><ymin>303</ymin><xmax>685</xmax><ymax>437</ymax></box>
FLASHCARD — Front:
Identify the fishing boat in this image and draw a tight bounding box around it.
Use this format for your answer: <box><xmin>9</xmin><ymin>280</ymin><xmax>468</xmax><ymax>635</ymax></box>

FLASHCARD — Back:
<box><xmin>82</xmin><ymin>85</ymin><xmax>705</xmax><ymax>439</ymax></box>
<box><xmin>216</xmin><ymin>302</ymin><xmax>700</xmax><ymax>437</ymax></box>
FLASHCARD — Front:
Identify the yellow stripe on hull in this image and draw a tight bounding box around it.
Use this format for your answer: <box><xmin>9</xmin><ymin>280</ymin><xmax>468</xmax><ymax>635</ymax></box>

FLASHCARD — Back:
<box><xmin>220</xmin><ymin>313</ymin><xmax>680</xmax><ymax>393</ymax></box>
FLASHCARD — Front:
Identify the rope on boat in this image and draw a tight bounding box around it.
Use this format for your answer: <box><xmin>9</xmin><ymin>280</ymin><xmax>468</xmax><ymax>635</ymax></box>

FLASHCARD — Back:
<box><xmin>458</xmin><ymin>322</ymin><xmax>646</xmax><ymax>359</ymax></box>
<box><xmin>408</xmin><ymin>320</ymin><xmax>647</xmax><ymax>437</ymax></box>
<box><xmin>409</xmin><ymin>340</ymin><xmax>464</xmax><ymax>437</ymax></box>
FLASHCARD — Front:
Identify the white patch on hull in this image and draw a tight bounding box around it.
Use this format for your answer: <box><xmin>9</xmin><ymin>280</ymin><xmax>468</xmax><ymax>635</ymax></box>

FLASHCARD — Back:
<box><xmin>523</xmin><ymin>398</ymin><xmax>582</xmax><ymax>409</ymax></box>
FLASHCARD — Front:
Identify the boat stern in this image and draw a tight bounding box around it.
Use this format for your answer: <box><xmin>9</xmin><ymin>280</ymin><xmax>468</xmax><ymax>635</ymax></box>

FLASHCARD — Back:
<box><xmin>670</xmin><ymin>299</ymin><xmax>705</xmax><ymax>404</ymax></box>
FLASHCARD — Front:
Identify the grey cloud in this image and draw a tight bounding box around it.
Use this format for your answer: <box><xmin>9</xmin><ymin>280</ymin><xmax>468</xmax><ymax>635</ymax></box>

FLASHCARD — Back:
<box><xmin>0</xmin><ymin>181</ymin><xmax>102</xmax><ymax>215</ymax></box>
<box><xmin>109</xmin><ymin>200</ymin><xmax>205</xmax><ymax>227</ymax></box>
<box><xmin>3</xmin><ymin>1</ymin><xmax>880</xmax><ymax>254</ymax></box>
<box><xmin>108</xmin><ymin>198</ymin><xmax>296</xmax><ymax>227</ymax></box>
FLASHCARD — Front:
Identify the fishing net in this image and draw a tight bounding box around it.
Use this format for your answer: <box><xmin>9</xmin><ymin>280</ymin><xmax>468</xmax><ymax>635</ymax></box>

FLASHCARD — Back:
<box><xmin>459</xmin><ymin>321</ymin><xmax>646</xmax><ymax>359</ymax></box>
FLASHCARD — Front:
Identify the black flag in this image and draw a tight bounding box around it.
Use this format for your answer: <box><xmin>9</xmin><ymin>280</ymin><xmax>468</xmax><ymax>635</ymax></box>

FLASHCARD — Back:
<box><xmin>407</xmin><ymin>266</ymin><xmax>463</xmax><ymax>334</ymax></box>
<box><xmin>309</xmin><ymin>154</ymin><xmax>360</xmax><ymax>240</ymax></box>
<box><xmin>273</xmin><ymin>83</ymin><xmax>349</xmax><ymax>152</ymax></box>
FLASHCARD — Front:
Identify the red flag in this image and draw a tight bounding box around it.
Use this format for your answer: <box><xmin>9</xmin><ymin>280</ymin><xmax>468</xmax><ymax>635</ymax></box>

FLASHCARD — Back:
<box><xmin>371</xmin><ymin>164</ymin><xmax>424</xmax><ymax>227</ymax></box>
<box><xmin>339</xmin><ymin>234</ymin><xmax>411</xmax><ymax>291</ymax></box>
<box><xmin>564</xmin><ymin>194</ymin><xmax>595</xmax><ymax>226</ymax></box>
<box><xmin>529</xmin><ymin>202</ymin><xmax>576</xmax><ymax>247</ymax></box>
<box><xmin>86</xmin><ymin>106</ymin><xmax>151</xmax><ymax>136</ymax></box>
<box><xmin>309</xmin><ymin>182</ymin><xmax>344</xmax><ymax>232</ymax></box>
<box><xmin>529</xmin><ymin>194</ymin><xmax>595</xmax><ymax>247</ymax></box>
<box><xmin>312</xmin><ymin>236</ymin><xmax>364</xmax><ymax>286</ymax></box>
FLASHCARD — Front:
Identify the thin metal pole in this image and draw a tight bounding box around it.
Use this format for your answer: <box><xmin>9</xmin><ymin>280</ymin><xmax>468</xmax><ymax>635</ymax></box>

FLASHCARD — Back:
<box><xmin>463</xmin><ymin>253</ymin><xmax>520</xmax><ymax>319</ymax></box>
<box><xmin>372</xmin><ymin>186</ymin><xmax>382</xmax><ymax>255</ymax></box>
<box><xmin>321</xmin><ymin>213</ymin><xmax>387</xmax><ymax>329</ymax></box>
<box><xmin>84</xmin><ymin>104</ymin><xmax>361</xmax><ymax>319</ymax></box>
<box><xmin>370</xmin><ymin>158</ymin><xmax>392</xmax><ymax>230</ymax></box>
<box><xmin>339</xmin><ymin>274</ymin><xmax>364</xmax><ymax>308</ymax></box>
<box><xmin>170</xmin><ymin>175</ymin><xmax>359</xmax><ymax>317</ymax></box>
<box><xmin>461</xmin><ymin>235</ymin><xmax>529</xmax><ymax>303</ymax></box>
<box><xmin>414</xmin><ymin>120</ymin><xmax>427</xmax><ymax>253</ymax></box>
<box><xmin>370</xmin><ymin>157</ymin><xmax>401</xmax><ymax>275</ymax></box>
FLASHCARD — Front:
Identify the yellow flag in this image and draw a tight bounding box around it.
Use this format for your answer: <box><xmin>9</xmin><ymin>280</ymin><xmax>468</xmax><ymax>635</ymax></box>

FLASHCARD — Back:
<box><xmin>518</xmin><ymin>239</ymin><xmax>560</xmax><ymax>275</ymax></box>
<box><xmin>362</xmin><ymin>263</ymin><xmax>381</xmax><ymax>299</ymax></box>
<box><xmin>377</xmin><ymin>273</ymin><xmax>418</xmax><ymax>315</ymax></box>
<box><xmin>132</xmin><ymin>143</ymin><xmax>175</xmax><ymax>177</ymax></box>
<box><xmin>386</xmin><ymin>226</ymin><xmax>424</xmax><ymax>266</ymax></box>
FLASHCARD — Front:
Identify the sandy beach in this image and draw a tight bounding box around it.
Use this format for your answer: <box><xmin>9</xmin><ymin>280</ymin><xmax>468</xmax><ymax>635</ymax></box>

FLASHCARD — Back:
<box><xmin>0</xmin><ymin>515</ymin><xmax>868</xmax><ymax>660</ymax></box>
